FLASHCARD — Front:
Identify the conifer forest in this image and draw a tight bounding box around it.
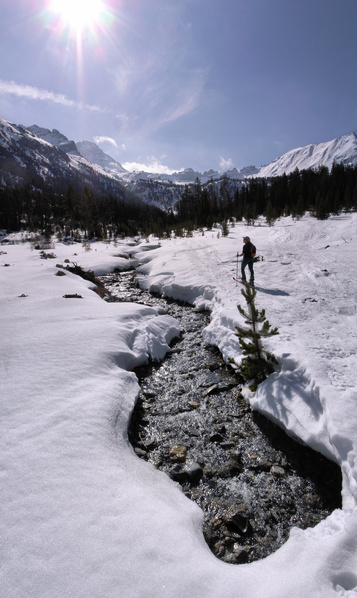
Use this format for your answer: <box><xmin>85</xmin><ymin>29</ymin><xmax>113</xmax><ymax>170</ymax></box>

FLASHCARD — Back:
<box><xmin>1</xmin><ymin>163</ymin><xmax>357</xmax><ymax>239</ymax></box>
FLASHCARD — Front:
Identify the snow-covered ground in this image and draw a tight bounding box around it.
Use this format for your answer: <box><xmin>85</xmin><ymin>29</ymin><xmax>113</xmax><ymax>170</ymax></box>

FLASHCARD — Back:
<box><xmin>1</xmin><ymin>214</ymin><xmax>357</xmax><ymax>597</ymax></box>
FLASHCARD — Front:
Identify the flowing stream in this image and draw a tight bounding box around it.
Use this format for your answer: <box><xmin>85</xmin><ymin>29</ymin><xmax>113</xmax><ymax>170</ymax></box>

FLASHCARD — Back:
<box><xmin>100</xmin><ymin>269</ymin><xmax>342</xmax><ymax>565</ymax></box>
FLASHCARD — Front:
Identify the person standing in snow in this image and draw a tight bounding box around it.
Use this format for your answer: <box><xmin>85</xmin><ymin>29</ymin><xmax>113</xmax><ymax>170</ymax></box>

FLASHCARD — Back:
<box><xmin>238</xmin><ymin>236</ymin><xmax>255</xmax><ymax>286</ymax></box>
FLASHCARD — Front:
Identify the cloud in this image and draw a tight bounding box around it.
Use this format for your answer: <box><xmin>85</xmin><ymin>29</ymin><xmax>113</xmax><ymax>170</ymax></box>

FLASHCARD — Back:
<box><xmin>122</xmin><ymin>157</ymin><xmax>181</xmax><ymax>175</ymax></box>
<box><xmin>94</xmin><ymin>136</ymin><xmax>118</xmax><ymax>148</ymax></box>
<box><xmin>0</xmin><ymin>79</ymin><xmax>104</xmax><ymax>113</ymax></box>
<box><xmin>219</xmin><ymin>156</ymin><xmax>234</xmax><ymax>170</ymax></box>
<box><xmin>111</xmin><ymin>50</ymin><xmax>209</xmax><ymax>135</ymax></box>
<box><xmin>149</xmin><ymin>68</ymin><xmax>208</xmax><ymax>131</ymax></box>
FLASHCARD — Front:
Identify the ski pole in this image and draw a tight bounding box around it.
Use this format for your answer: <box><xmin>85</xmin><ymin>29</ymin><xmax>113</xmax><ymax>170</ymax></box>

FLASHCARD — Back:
<box><xmin>236</xmin><ymin>253</ymin><xmax>239</xmax><ymax>285</ymax></box>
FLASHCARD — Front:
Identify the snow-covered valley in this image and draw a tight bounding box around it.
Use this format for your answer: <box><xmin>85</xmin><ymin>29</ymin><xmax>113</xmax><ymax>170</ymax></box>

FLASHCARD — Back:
<box><xmin>1</xmin><ymin>213</ymin><xmax>357</xmax><ymax>597</ymax></box>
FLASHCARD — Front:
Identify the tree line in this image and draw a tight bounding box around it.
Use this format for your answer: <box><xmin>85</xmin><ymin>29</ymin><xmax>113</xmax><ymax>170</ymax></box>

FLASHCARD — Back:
<box><xmin>1</xmin><ymin>162</ymin><xmax>357</xmax><ymax>240</ymax></box>
<box><xmin>0</xmin><ymin>183</ymin><xmax>174</xmax><ymax>240</ymax></box>
<box><xmin>176</xmin><ymin>163</ymin><xmax>357</xmax><ymax>231</ymax></box>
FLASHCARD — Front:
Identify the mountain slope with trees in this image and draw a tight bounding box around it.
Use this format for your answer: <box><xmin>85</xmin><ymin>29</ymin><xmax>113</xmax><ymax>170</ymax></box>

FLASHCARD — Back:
<box><xmin>1</xmin><ymin>118</ymin><xmax>357</xmax><ymax>239</ymax></box>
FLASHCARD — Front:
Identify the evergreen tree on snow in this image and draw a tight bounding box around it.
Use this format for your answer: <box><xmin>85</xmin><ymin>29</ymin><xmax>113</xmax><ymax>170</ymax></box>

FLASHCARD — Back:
<box><xmin>221</xmin><ymin>219</ymin><xmax>229</xmax><ymax>237</ymax></box>
<box><xmin>231</xmin><ymin>285</ymin><xmax>279</xmax><ymax>391</ymax></box>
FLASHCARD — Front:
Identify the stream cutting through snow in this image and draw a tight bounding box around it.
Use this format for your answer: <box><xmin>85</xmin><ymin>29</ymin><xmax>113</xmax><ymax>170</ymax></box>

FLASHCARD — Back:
<box><xmin>100</xmin><ymin>269</ymin><xmax>342</xmax><ymax>565</ymax></box>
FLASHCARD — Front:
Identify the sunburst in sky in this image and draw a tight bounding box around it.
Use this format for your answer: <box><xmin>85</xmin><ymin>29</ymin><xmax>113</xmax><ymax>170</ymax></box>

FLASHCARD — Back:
<box><xmin>1</xmin><ymin>0</ymin><xmax>357</xmax><ymax>173</ymax></box>
<box><xmin>43</xmin><ymin>0</ymin><xmax>116</xmax><ymax>101</ymax></box>
<box><xmin>48</xmin><ymin>0</ymin><xmax>109</xmax><ymax>36</ymax></box>
<box><xmin>43</xmin><ymin>0</ymin><xmax>117</xmax><ymax>62</ymax></box>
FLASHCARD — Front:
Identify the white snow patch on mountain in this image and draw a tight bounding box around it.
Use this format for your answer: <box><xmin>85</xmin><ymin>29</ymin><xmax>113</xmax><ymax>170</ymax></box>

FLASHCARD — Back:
<box><xmin>26</xmin><ymin>124</ymin><xmax>70</xmax><ymax>147</ymax></box>
<box><xmin>256</xmin><ymin>133</ymin><xmax>357</xmax><ymax>178</ymax></box>
<box><xmin>77</xmin><ymin>140</ymin><xmax>128</xmax><ymax>175</ymax></box>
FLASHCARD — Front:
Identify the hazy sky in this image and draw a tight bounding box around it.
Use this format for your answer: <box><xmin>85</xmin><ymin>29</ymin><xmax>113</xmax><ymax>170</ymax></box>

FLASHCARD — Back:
<box><xmin>1</xmin><ymin>0</ymin><xmax>357</xmax><ymax>173</ymax></box>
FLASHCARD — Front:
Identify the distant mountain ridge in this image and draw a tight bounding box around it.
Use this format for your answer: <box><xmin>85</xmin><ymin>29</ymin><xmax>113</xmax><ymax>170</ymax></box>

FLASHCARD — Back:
<box><xmin>27</xmin><ymin>122</ymin><xmax>357</xmax><ymax>182</ymax></box>
<box><xmin>255</xmin><ymin>132</ymin><xmax>357</xmax><ymax>178</ymax></box>
<box><xmin>75</xmin><ymin>131</ymin><xmax>357</xmax><ymax>182</ymax></box>
<box><xmin>1</xmin><ymin>118</ymin><xmax>357</xmax><ymax>212</ymax></box>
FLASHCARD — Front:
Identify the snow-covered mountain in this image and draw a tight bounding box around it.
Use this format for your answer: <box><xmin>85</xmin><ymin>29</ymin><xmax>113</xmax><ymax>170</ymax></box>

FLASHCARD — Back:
<box><xmin>26</xmin><ymin>124</ymin><xmax>81</xmax><ymax>156</ymax></box>
<box><xmin>119</xmin><ymin>166</ymin><xmax>258</xmax><ymax>184</ymax></box>
<box><xmin>26</xmin><ymin>123</ymin><xmax>357</xmax><ymax>184</ymax></box>
<box><xmin>76</xmin><ymin>133</ymin><xmax>357</xmax><ymax>184</ymax></box>
<box><xmin>1</xmin><ymin>121</ymin><xmax>258</xmax><ymax>189</ymax></box>
<box><xmin>255</xmin><ymin>132</ymin><xmax>357</xmax><ymax>178</ymax></box>
<box><xmin>1</xmin><ymin>117</ymin><xmax>357</xmax><ymax>210</ymax></box>
<box><xmin>0</xmin><ymin>119</ymin><xmax>130</xmax><ymax>202</ymax></box>
<box><xmin>76</xmin><ymin>140</ymin><xmax>128</xmax><ymax>176</ymax></box>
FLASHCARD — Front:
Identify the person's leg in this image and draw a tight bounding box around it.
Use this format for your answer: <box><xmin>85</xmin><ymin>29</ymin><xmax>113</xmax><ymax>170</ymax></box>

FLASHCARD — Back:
<box><xmin>248</xmin><ymin>260</ymin><xmax>254</xmax><ymax>285</ymax></box>
<box><xmin>241</xmin><ymin>258</ymin><xmax>247</xmax><ymax>282</ymax></box>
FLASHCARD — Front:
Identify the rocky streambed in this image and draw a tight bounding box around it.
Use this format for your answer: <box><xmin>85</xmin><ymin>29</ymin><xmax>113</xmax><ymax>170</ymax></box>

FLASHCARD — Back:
<box><xmin>101</xmin><ymin>270</ymin><xmax>342</xmax><ymax>565</ymax></box>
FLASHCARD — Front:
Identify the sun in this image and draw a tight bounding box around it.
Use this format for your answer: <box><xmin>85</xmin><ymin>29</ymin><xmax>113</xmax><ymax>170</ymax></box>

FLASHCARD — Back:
<box><xmin>49</xmin><ymin>0</ymin><xmax>105</xmax><ymax>33</ymax></box>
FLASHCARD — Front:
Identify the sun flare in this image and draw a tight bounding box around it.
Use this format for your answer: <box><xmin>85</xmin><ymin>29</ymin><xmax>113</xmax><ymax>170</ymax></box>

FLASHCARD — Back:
<box><xmin>49</xmin><ymin>0</ymin><xmax>105</xmax><ymax>33</ymax></box>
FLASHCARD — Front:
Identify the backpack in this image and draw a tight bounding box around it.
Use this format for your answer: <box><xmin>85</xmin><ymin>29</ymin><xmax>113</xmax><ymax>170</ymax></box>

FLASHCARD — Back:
<box><xmin>250</xmin><ymin>244</ymin><xmax>256</xmax><ymax>258</ymax></box>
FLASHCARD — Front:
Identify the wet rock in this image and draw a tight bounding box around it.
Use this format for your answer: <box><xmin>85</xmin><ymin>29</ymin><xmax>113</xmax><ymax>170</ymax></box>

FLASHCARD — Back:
<box><xmin>169</xmin><ymin>445</ymin><xmax>187</xmax><ymax>463</ymax></box>
<box><xmin>134</xmin><ymin>447</ymin><xmax>148</xmax><ymax>458</ymax></box>
<box><xmin>169</xmin><ymin>464</ymin><xmax>187</xmax><ymax>482</ymax></box>
<box><xmin>230</xmin><ymin>449</ymin><xmax>243</xmax><ymax>462</ymax></box>
<box><xmin>209</xmin><ymin>432</ymin><xmax>225</xmax><ymax>443</ymax></box>
<box><xmin>143</xmin><ymin>437</ymin><xmax>158</xmax><ymax>451</ymax></box>
<box><xmin>224</xmin><ymin>506</ymin><xmax>252</xmax><ymax>536</ymax></box>
<box><xmin>218</xmin><ymin>460</ymin><xmax>243</xmax><ymax>479</ymax></box>
<box><xmin>202</xmin><ymin>384</ymin><xmax>219</xmax><ymax>397</ymax></box>
<box><xmin>186</xmin><ymin>426</ymin><xmax>200</xmax><ymax>437</ymax></box>
<box><xmin>143</xmin><ymin>390</ymin><xmax>157</xmax><ymax>400</ymax></box>
<box><xmin>249</xmin><ymin>458</ymin><xmax>273</xmax><ymax>472</ymax></box>
<box><xmin>232</xmin><ymin>545</ymin><xmax>250</xmax><ymax>564</ymax></box>
<box><xmin>303</xmin><ymin>493</ymin><xmax>322</xmax><ymax>508</ymax></box>
<box><xmin>188</xmin><ymin>401</ymin><xmax>200</xmax><ymax>410</ymax></box>
<box><xmin>202</xmin><ymin>464</ymin><xmax>215</xmax><ymax>479</ymax></box>
<box><xmin>185</xmin><ymin>462</ymin><xmax>203</xmax><ymax>484</ymax></box>
<box><xmin>220</xmin><ymin>441</ymin><xmax>236</xmax><ymax>450</ymax></box>
<box><xmin>271</xmin><ymin>465</ymin><xmax>286</xmax><ymax>477</ymax></box>
<box><xmin>63</xmin><ymin>293</ymin><xmax>82</xmax><ymax>299</ymax></box>
<box><xmin>218</xmin><ymin>383</ymin><xmax>236</xmax><ymax>392</ymax></box>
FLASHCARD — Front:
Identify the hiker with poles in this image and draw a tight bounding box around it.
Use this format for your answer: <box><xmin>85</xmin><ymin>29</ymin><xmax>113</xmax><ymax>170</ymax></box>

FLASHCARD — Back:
<box><xmin>237</xmin><ymin>236</ymin><xmax>256</xmax><ymax>287</ymax></box>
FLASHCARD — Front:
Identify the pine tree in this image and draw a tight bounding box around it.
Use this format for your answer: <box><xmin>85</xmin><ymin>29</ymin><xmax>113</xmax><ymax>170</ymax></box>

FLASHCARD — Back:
<box><xmin>221</xmin><ymin>219</ymin><xmax>229</xmax><ymax>237</ymax></box>
<box><xmin>231</xmin><ymin>285</ymin><xmax>279</xmax><ymax>391</ymax></box>
<box><xmin>243</xmin><ymin>200</ymin><xmax>257</xmax><ymax>226</ymax></box>
<box><xmin>264</xmin><ymin>199</ymin><xmax>276</xmax><ymax>227</ymax></box>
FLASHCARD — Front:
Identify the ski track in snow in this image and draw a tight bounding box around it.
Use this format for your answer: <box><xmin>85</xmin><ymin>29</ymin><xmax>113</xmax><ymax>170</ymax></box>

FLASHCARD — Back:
<box><xmin>263</xmin><ymin>218</ymin><xmax>356</xmax><ymax>390</ymax></box>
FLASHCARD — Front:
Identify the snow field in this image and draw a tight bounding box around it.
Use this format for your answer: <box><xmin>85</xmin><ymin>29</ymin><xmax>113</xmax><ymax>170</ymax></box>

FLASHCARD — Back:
<box><xmin>1</xmin><ymin>214</ymin><xmax>357</xmax><ymax>597</ymax></box>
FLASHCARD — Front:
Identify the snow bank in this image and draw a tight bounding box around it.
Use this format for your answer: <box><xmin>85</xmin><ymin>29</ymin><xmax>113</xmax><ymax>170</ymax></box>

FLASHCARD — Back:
<box><xmin>1</xmin><ymin>215</ymin><xmax>357</xmax><ymax>597</ymax></box>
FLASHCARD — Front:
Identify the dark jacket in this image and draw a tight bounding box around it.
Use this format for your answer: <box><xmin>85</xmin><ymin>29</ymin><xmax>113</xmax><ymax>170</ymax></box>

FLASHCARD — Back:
<box><xmin>242</xmin><ymin>241</ymin><xmax>254</xmax><ymax>260</ymax></box>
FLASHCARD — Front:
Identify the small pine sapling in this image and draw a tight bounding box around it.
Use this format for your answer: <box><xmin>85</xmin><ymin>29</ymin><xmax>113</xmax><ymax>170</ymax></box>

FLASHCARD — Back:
<box><xmin>221</xmin><ymin>220</ymin><xmax>229</xmax><ymax>237</ymax></box>
<box><xmin>231</xmin><ymin>285</ymin><xmax>279</xmax><ymax>391</ymax></box>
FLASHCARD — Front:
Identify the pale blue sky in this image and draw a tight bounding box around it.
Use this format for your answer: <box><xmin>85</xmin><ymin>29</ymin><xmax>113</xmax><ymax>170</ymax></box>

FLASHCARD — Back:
<box><xmin>1</xmin><ymin>0</ymin><xmax>357</xmax><ymax>173</ymax></box>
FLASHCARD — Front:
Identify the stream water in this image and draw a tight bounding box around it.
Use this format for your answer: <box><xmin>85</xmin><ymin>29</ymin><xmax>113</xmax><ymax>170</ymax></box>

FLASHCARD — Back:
<box><xmin>100</xmin><ymin>269</ymin><xmax>342</xmax><ymax>565</ymax></box>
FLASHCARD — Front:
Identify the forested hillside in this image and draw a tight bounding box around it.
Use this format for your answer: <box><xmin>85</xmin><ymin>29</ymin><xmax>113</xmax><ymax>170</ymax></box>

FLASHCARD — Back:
<box><xmin>1</xmin><ymin>163</ymin><xmax>356</xmax><ymax>239</ymax></box>
<box><xmin>177</xmin><ymin>163</ymin><xmax>357</xmax><ymax>231</ymax></box>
